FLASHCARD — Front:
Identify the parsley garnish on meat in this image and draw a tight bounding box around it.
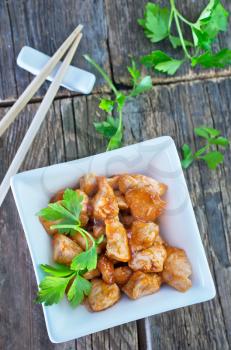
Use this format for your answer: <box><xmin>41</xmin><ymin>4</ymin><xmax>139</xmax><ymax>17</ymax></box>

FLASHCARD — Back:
<box><xmin>36</xmin><ymin>189</ymin><xmax>103</xmax><ymax>307</ymax></box>
<box><xmin>37</xmin><ymin>188</ymin><xmax>83</xmax><ymax>235</ymax></box>
<box><xmin>36</xmin><ymin>263</ymin><xmax>92</xmax><ymax>307</ymax></box>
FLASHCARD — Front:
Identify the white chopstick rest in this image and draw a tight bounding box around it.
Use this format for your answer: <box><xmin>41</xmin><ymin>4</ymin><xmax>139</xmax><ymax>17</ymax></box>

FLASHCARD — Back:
<box><xmin>17</xmin><ymin>46</ymin><xmax>96</xmax><ymax>94</ymax></box>
<box><xmin>0</xmin><ymin>24</ymin><xmax>83</xmax><ymax>138</ymax></box>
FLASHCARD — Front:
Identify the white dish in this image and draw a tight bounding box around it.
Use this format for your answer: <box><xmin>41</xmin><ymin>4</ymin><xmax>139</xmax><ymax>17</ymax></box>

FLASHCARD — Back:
<box><xmin>11</xmin><ymin>136</ymin><xmax>215</xmax><ymax>343</ymax></box>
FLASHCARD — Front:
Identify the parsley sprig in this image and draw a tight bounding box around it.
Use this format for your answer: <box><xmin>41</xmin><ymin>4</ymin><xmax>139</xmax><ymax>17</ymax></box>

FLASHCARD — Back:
<box><xmin>36</xmin><ymin>263</ymin><xmax>92</xmax><ymax>307</ymax></box>
<box><xmin>84</xmin><ymin>55</ymin><xmax>153</xmax><ymax>150</ymax></box>
<box><xmin>37</xmin><ymin>188</ymin><xmax>83</xmax><ymax>235</ymax></box>
<box><xmin>181</xmin><ymin>126</ymin><xmax>229</xmax><ymax>169</ymax></box>
<box><xmin>139</xmin><ymin>0</ymin><xmax>231</xmax><ymax>75</ymax></box>
<box><xmin>36</xmin><ymin>189</ymin><xmax>103</xmax><ymax>307</ymax></box>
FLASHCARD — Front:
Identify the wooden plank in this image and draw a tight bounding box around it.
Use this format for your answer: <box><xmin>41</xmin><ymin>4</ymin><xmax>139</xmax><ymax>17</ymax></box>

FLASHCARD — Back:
<box><xmin>105</xmin><ymin>0</ymin><xmax>231</xmax><ymax>85</ymax></box>
<box><xmin>0</xmin><ymin>78</ymin><xmax>231</xmax><ymax>349</ymax></box>
<box><xmin>1</xmin><ymin>0</ymin><xmax>231</xmax><ymax>104</ymax></box>
<box><xmin>119</xmin><ymin>79</ymin><xmax>231</xmax><ymax>349</ymax></box>
<box><xmin>75</xmin><ymin>323</ymin><xmax>138</xmax><ymax>350</ymax></box>
<box><xmin>0</xmin><ymin>0</ymin><xmax>110</xmax><ymax>102</ymax></box>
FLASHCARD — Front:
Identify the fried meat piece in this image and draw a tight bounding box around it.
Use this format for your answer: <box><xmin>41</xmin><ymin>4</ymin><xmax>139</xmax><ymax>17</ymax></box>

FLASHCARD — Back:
<box><xmin>88</xmin><ymin>279</ymin><xmax>120</xmax><ymax>311</ymax></box>
<box><xmin>97</xmin><ymin>255</ymin><xmax>115</xmax><ymax>284</ymax></box>
<box><xmin>162</xmin><ymin>247</ymin><xmax>192</xmax><ymax>292</ymax></box>
<box><xmin>53</xmin><ymin>234</ymin><xmax>82</xmax><ymax>265</ymax></box>
<box><xmin>129</xmin><ymin>242</ymin><xmax>167</xmax><ymax>272</ymax></box>
<box><xmin>80</xmin><ymin>173</ymin><xmax>98</xmax><ymax>197</ymax></box>
<box><xmin>122</xmin><ymin>271</ymin><xmax>161</xmax><ymax>299</ymax></box>
<box><xmin>93</xmin><ymin>177</ymin><xmax>119</xmax><ymax>221</ymax></box>
<box><xmin>105</xmin><ymin>217</ymin><xmax>130</xmax><ymax>262</ymax></box>
<box><xmin>125</xmin><ymin>187</ymin><xmax>166</xmax><ymax>222</ymax></box>
<box><xmin>118</xmin><ymin>174</ymin><xmax>167</xmax><ymax>196</ymax></box>
<box><xmin>114</xmin><ymin>266</ymin><xmax>133</xmax><ymax>286</ymax></box>
<box><xmin>129</xmin><ymin>220</ymin><xmax>159</xmax><ymax>252</ymax></box>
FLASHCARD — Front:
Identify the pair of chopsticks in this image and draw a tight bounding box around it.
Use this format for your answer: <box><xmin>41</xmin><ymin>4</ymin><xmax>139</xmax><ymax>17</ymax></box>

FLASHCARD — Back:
<box><xmin>0</xmin><ymin>25</ymin><xmax>83</xmax><ymax>207</ymax></box>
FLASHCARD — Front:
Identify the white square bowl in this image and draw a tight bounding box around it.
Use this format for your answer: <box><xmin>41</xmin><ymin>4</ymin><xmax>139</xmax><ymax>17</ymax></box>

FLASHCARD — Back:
<box><xmin>11</xmin><ymin>136</ymin><xmax>215</xmax><ymax>343</ymax></box>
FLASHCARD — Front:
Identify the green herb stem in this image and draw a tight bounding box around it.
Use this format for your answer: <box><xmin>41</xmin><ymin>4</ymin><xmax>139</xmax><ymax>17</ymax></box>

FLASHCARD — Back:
<box><xmin>194</xmin><ymin>143</ymin><xmax>210</xmax><ymax>159</ymax></box>
<box><xmin>174</xmin><ymin>8</ymin><xmax>194</xmax><ymax>27</ymax></box>
<box><xmin>51</xmin><ymin>224</ymin><xmax>95</xmax><ymax>250</ymax></box>
<box><xmin>84</xmin><ymin>54</ymin><xmax>118</xmax><ymax>96</ymax></box>
<box><xmin>106</xmin><ymin>108</ymin><xmax>123</xmax><ymax>151</ymax></box>
<box><xmin>168</xmin><ymin>8</ymin><xmax>174</xmax><ymax>32</ymax></box>
<box><xmin>79</xmin><ymin>227</ymin><xmax>96</xmax><ymax>245</ymax></box>
<box><xmin>170</xmin><ymin>0</ymin><xmax>192</xmax><ymax>59</ymax></box>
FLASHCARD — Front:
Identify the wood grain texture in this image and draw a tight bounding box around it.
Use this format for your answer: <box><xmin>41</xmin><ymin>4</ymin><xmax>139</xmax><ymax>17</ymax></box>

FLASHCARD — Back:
<box><xmin>0</xmin><ymin>77</ymin><xmax>231</xmax><ymax>349</ymax></box>
<box><xmin>0</xmin><ymin>0</ymin><xmax>110</xmax><ymax>102</ymax></box>
<box><xmin>1</xmin><ymin>0</ymin><xmax>231</xmax><ymax>103</ymax></box>
<box><xmin>105</xmin><ymin>0</ymin><xmax>231</xmax><ymax>85</ymax></box>
<box><xmin>1</xmin><ymin>1</ymin><xmax>231</xmax><ymax>349</ymax></box>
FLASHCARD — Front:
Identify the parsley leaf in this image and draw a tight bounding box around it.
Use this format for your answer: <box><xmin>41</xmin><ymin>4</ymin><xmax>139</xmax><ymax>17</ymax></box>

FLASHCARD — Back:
<box><xmin>155</xmin><ymin>59</ymin><xmax>183</xmax><ymax>75</ymax></box>
<box><xmin>194</xmin><ymin>127</ymin><xmax>211</xmax><ymax>139</ymax></box>
<box><xmin>128</xmin><ymin>60</ymin><xmax>153</xmax><ymax>96</ymax></box>
<box><xmin>39</xmin><ymin>203</ymin><xmax>78</xmax><ymax>231</ymax></box>
<box><xmin>36</xmin><ymin>229</ymin><xmax>100</xmax><ymax>307</ymax></box>
<box><xmin>195</xmin><ymin>1</ymin><xmax>229</xmax><ymax>41</ymax></box>
<box><xmin>141</xmin><ymin>50</ymin><xmax>183</xmax><ymax>75</ymax></box>
<box><xmin>37</xmin><ymin>189</ymin><xmax>83</xmax><ymax>234</ymax></box>
<box><xmin>127</xmin><ymin>59</ymin><xmax>141</xmax><ymax>84</ymax></box>
<box><xmin>107</xmin><ymin>125</ymin><xmax>123</xmax><ymax>151</ymax></box>
<box><xmin>130</xmin><ymin>76</ymin><xmax>152</xmax><ymax>96</ymax></box>
<box><xmin>99</xmin><ymin>98</ymin><xmax>115</xmax><ymax>113</ymax></box>
<box><xmin>62</xmin><ymin>189</ymin><xmax>83</xmax><ymax>220</ymax></box>
<box><xmin>200</xmin><ymin>126</ymin><xmax>221</xmax><ymax>137</ymax></box>
<box><xmin>196</xmin><ymin>0</ymin><xmax>219</xmax><ymax>22</ymax></box>
<box><xmin>116</xmin><ymin>93</ymin><xmax>126</xmax><ymax>110</ymax></box>
<box><xmin>36</xmin><ymin>259</ymin><xmax>94</xmax><ymax>308</ymax></box>
<box><xmin>139</xmin><ymin>0</ymin><xmax>231</xmax><ymax>75</ymax></box>
<box><xmin>192</xmin><ymin>49</ymin><xmax>231</xmax><ymax>68</ymax></box>
<box><xmin>209</xmin><ymin>136</ymin><xmax>229</xmax><ymax>147</ymax></box>
<box><xmin>195</xmin><ymin>126</ymin><xmax>220</xmax><ymax>138</ymax></box>
<box><xmin>36</xmin><ymin>193</ymin><xmax>103</xmax><ymax>308</ymax></box>
<box><xmin>169</xmin><ymin>35</ymin><xmax>193</xmax><ymax>49</ymax></box>
<box><xmin>67</xmin><ymin>275</ymin><xmax>92</xmax><ymax>307</ymax></box>
<box><xmin>40</xmin><ymin>264</ymin><xmax>74</xmax><ymax>277</ymax></box>
<box><xmin>36</xmin><ymin>275</ymin><xmax>74</xmax><ymax>306</ymax></box>
<box><xmin>141</xmin><ymin>50</ymin><xmax>170</xmax><ymax>68</ymax></box>
<box><xmin>85</xmin><ymin>56</ymin><xmax>152</xmax><ymax>151</ymax></box>
<box><xmin>71</xmin><ymin>246</ymin><xmax>97</xmax><ymax>272</ymax></box>
<box><xmin>94</xmin><ymin>116</ymin><xmax>119</xmax><ymax>139</ymax></box>
<box><xmin>181</xmin><ymin>144</ymin><xmax>194</xmax><ymax>169</ymax></box>
<box><xmin>192</xmin><ymin>28</ymin><xmax>214</xmax><ymax>51</ymax></box>
<box><xmin>181</xmin><ymin>126</ymin><xmax>229</xmax><ymax>170</ymax></box>
<box><xmin>138</xmin><ymin>3</ymin><xmax>170</xmax><ymax>43</ymax></box>
<box><xmin>201</xmin><ymin>151</ymin><xmax>224</xmax><ymax>169</ymax></box>
<box><xmin>36</xmin><ymin>206</ymin><xmax>63</xmax><ymax>222</ymax></box>
<box><xmin>36</xmin><ymin>229</ymin><xmax>98</xmax><ymax>307</ymax></box>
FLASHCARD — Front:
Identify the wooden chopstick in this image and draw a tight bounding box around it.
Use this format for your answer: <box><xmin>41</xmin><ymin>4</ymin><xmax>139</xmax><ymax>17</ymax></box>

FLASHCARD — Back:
<box><xmin>0</xmin><ymin>33</ymin><xmax>83</xmax><ymax>207</ymax></box>
<box><xmin>0</xmin><ymin>24</ymin><xmax>83</xmax><ymax>138</ymax></box>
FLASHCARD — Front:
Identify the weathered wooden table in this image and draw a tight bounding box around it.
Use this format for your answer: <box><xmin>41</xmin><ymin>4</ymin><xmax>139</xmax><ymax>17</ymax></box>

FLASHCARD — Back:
<box><xmin>0</xmin><ymin>1</ymin><xmax>231</xmax><ymax>349</ymax></box>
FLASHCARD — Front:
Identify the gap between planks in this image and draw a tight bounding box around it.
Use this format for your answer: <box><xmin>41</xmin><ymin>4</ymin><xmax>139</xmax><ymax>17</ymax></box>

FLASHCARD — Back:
<box><xmin>1</xmin><ymin>71</ymin><xmax>231</xmax><ymax>109</ymax></box>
